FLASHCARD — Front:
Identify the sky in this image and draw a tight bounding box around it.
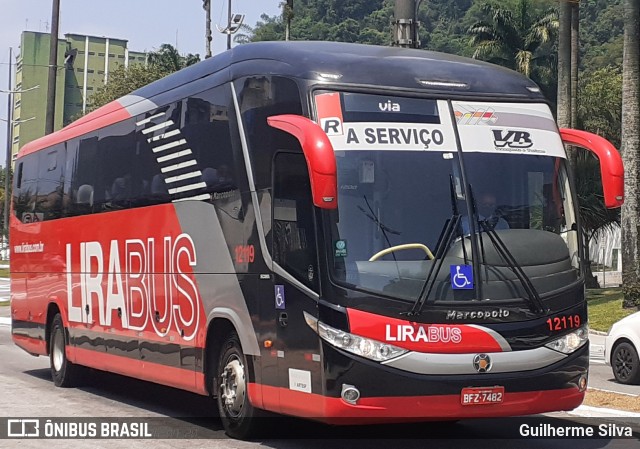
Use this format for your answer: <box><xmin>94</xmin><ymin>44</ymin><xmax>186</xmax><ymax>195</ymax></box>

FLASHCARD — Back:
<box><xmin>0</xmin><ymin>0</ymin><xmax>282</xmax><ymax>167</ymax></box>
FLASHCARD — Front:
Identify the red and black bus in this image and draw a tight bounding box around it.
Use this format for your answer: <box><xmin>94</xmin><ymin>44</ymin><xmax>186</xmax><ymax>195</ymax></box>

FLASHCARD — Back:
<box><xmin>10</xmin><ymin>42</ymin><xmax>624</xmax><ymax>438</ymax></box>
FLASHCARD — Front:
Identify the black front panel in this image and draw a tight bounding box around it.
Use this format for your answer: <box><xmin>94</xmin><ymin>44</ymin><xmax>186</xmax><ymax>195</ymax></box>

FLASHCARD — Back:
<box><xmin>321</xmin><ymin>342</ymin><xmax>588</xmax><ymax>399</ymax></box>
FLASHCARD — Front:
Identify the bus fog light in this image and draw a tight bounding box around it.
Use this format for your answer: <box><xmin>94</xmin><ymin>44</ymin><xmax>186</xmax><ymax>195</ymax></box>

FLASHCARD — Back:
<box><xmin>341</xmin><ymin>384</ymin><xmax>360</xmax><ymax>404</ymax></box>
<box><xmin>579</xmin><ymin>375</ymin><xmax>587</xmax><ymax>392</ymax></box>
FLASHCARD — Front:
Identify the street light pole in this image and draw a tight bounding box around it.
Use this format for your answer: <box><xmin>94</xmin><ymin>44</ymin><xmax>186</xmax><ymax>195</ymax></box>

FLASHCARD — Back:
<box><xmin>45</xmin><ymin>0</ymin><xmax>60</xmax><ymax>135</ymax></box>
<box><xmin>392</xmin><ymin>0</ymin><xmax>419</xmax><ymax>48</ymax></box>
<box><xmin>3</xmin><ymin>47</ymin><xmax>12</xmax><ymax>244</ymax></box>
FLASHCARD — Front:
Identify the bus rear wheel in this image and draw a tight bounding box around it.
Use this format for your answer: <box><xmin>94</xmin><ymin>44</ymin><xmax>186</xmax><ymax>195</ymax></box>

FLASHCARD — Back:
<box><xmin>49</xmin><ymin>313</ymin><xmax>83</xmax><ymax>387</ymax></box>
<box><xmin>216</xmin><ymin>332</ymin><xmax>265</xmax><ymax>439</ymax></box>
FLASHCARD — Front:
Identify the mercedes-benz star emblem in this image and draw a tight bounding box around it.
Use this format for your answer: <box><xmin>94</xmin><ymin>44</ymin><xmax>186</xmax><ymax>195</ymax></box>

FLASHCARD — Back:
<box><xmin>473</xmin><ymin>353</ymin><xmax>492</xmax><ymax>373</ymax></box>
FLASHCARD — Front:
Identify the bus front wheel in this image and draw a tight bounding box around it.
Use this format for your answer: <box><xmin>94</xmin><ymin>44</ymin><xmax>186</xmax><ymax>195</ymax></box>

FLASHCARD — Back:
<box><xmin>216</xmin><ymin>332</ymin><xmax>265</xmax><ymax>439</ymax></box>
<box><xmin>49</xmin><ymin>313</ymin><xmax>83</xmax><ymax>387</ymax></box>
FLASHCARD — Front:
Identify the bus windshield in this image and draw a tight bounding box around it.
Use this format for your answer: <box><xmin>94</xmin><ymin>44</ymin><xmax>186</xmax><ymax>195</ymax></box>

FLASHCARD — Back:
<box><xmin>317</xmin><ymin>91</ymin><xmax>580</xmax><ymax>304</ymax></box>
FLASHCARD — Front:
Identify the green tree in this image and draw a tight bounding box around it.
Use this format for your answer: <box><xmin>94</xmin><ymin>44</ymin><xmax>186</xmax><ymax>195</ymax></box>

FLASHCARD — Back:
<box><xmin>244</xmin><ymin>0</ymin><xmax>392</xmax><ymax>45</ymax></box>
<box><xmin>87</xmin><ymin>44</ymin><xmax>200</xmax><ymax>113</ymax></box>
<box><xmin>147</xmin><ymin>43</ymin><xmax>200</xmax><ymax>72</ymax></box>
<box><xmin>580</xmin><ymin>0</ymin><xmax>624</xmax><ymax>72</ymax></box>
<box><xmin>87</xmin><ymin>64</ymin><xmax>169</xmax><ymax>112</ymax></box>
<box><xmin>578</xmin><ymin>66</ymin><xmax>622</xmax><ymax>148</ymax></box>
<box><xmin>468</xmin><ymin>0</ymin><xmax>558</xmax><ymax>77</ymax></box>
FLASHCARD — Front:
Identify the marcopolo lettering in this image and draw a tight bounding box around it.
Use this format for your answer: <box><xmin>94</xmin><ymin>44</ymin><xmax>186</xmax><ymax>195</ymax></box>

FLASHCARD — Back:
<box><xmin>446</xmin><ymin>309</ymin><xmax>511</xmax><ymax>320</ymax></box>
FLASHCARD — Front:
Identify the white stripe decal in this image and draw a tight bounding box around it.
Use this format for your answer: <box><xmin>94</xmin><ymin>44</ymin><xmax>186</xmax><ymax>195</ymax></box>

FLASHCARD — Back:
<box><xmin>172</xmin><ymin>194</ymin><xmax>211</xmax><ymax>202</ymax></box>
<box><xmin>152</xmin><ymin>139</ymin><xmax>187</xmax><ymax>153</ymax></box>
<box><xmin>168</xmin><ymin>182</ymin><xmax>207</xmax><ymax>194</ymax></box>
<box><xmin>161</xmin><ymin>160</ymin><xmax>197</xmax><ymax>173</ymax></box>
<box><xmin>165</xmin><ymin>171</ymin><xmax>202</xmax><ymax>184</ymax></box>
<box><xmin>142</xmin><ymin>120</ymin><xmax>174</xmax><ymax>135</ymax></box>
<box><xmin>147</xmin><ymin>129</ymin><xmax>180</xmax><ymax>143</ymax></box>
<box><xmin>156</xmin><ymin>149</ymin><xmax>192</xmax><ymax>163</ymax></box>
<box><xmin>136</xmin><ymin>112</ymin><xmax>166</xmax><ymax>127</ymax></box>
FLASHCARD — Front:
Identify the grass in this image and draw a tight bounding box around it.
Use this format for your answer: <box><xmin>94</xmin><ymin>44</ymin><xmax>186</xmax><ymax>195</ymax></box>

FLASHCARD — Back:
<box><xmin>586</xmin><ymin>287</ymin><xmax>637</xmax><ymax>332</ymax></box>
<box><xmin>0</xmin><ymin>268</ymin><xmax>9</xmax><ymax>278</ymax></box>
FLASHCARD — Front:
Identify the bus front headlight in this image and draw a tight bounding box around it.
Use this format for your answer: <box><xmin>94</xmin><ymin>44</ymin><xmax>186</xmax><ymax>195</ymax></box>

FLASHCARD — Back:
<box><xmin>544</xmin><ymin>325</ymin><xmax>589</xmax><ymax>354</ymax></box>
<box><xmin>304</xmin><ymin>311</ymin><xmax>407</xmax><ymax>362</ymax></box>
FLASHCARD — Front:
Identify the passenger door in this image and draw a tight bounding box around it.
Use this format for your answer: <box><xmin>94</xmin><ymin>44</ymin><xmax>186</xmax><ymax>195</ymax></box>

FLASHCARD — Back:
<box><xmin>270</xmin><ymin>152</ymin><xmax>323</xmax><ymax>415</ymax></box>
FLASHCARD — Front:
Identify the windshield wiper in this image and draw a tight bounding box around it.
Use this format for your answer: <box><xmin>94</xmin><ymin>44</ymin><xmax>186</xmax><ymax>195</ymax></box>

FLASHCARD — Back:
<box><xmin>405</xmin><ymin>175</ymin><xmax>465</xmax><ymax>316</ymax></box>
<box><xmin>477</xmin><ymin>219</ymin><xmax>548</xmax><ymax>315</ymax></box>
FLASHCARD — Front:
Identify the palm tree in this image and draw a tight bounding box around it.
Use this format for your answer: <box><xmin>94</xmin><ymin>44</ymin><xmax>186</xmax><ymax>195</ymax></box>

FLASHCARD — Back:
<box><xmin>574</xmin><ymin>151</ymin><xmax>621</xmax><ymax>287</ymax></box>
<box><xmin>621</xmin><ymin>0</ymin><xmax>640</xmax><ymax>308</ymax></box>
<box><xmin>147</xmin><ymin>44</ymin><xmax>200</xmax><ymax>73</ymax></box>
<box><xmin>557</xmin><ymin>1</ymin><xmax>572</xmax><ymax>130</ymax></box>
<box><xmin>284</xmin><ymin>0</ymin><xmax>294</xmax><ymax>41</ymax></box>
<box><xmin>570</xmin><ymin>1</ymin><xmax>580</xmax><ymax>129</ymax></box>
<box><xmin>468</xmin><ymin>0</ymin><xmax>558</xmax><ymax>81</ymax></box>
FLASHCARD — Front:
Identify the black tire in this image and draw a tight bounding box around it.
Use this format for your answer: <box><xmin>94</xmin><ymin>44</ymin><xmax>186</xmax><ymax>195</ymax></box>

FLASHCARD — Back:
<box><xmin>216</xmin><ymin>332</ymin><xmax>265</xmax><ymax>439</ymax></box>
<box><xmin>611</xmin><ymin>341</ymin><xmax>640</xmax><ymax>385</ymax></box>
<box><xmin>49</xmin><ymin>313</ymin><xmax>83</xmax><ymax>387</ymax></box>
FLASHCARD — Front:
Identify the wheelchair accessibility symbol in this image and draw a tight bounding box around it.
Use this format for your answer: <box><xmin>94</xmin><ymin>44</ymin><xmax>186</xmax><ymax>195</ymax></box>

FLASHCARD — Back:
<box><xmin>275</xmin><ymin>285</ymin><xmax>286</xmax><ymax>309</ymax></box>
<box><xmin>450</xmin><ymin>265</ymin><xmax>473</xmax><ymax>290</ymax></box>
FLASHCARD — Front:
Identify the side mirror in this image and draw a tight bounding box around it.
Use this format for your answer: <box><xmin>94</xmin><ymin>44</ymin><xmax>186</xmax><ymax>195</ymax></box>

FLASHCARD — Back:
<box><xmin>560</xmin><ymin>128</ymin><xmax>624</xmax><ymax>209</ymax></box>
<box><xmin>267</xmin><ymin>114</ymin><xmax>337</xmax><ymax>209</ymax></box>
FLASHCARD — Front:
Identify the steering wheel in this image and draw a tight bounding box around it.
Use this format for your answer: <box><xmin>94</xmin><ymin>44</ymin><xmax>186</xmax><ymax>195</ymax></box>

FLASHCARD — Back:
<box><xmin>369</xmin><ymin>243</ymin><xmax>434</xmax><ymax>261</ymax></box>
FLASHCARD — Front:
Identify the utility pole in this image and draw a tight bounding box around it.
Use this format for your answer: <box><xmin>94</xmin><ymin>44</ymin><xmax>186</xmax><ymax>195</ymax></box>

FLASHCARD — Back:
<box><xmin>203</xmin><ymin>0</ymin><xmax>212</xmax><ymax>58</ymax></box>
<box><xmin>3</xmin><ymin>48</ymin><xmax>12</xmax><ymax>244</ymax></box>
<box><xmin>45</xmin><ymin>0</ymin><xmax>60</xmax><ymax>135</ymax></box>
<box><xmin>392</xmin><ymin>0</ymin><xmax>419</xmax><ymax>48</ymax></box>
<box><xmin>227</xmin><ymin>0</ymin><xmax>232</xmax><ymax>50</ymax></box>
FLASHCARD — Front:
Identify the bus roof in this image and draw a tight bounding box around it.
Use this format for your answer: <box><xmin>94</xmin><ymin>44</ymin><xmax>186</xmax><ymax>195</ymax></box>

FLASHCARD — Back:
<box><xmin>19</xmin><ymin>41</ymin><xmax>545</xmax><ymax>158</ymax></box>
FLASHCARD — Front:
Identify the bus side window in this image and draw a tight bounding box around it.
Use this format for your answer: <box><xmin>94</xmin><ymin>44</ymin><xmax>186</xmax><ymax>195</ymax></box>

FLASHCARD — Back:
<box><xmin>35</xmin><ymin>145</ymin><xmax>65</xmax><ymax>220</ymax></box>
<box><xmin>182</xmin><ymin>85</ymin><xmax>237</xmax><ymax>197</ymax></box>
<box><xmin>273</xmin><ymin>152</ymin><xmax>318</xmax><ymax>291</ymax></box>
<box><xmin>13</xmin><ymin>154</ymin><xmax>38</xmax><ymax>223</ymax></box>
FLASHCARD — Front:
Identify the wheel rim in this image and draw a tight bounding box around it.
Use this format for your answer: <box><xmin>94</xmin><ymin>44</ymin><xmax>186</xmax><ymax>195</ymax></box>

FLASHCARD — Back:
<box><xmin>52</xmin><ymin>327</ymin><xmax>65</xmax><ymax>372</ymax></box>
<box><xmin>614</xmin><ymin>347</ymin><xmax>634</xmax><ymax>381</ymax></box>
<box><xmin>220</xmin><ymin>355</ymin><xmax>246</xmax><ymax>418</ymax></box>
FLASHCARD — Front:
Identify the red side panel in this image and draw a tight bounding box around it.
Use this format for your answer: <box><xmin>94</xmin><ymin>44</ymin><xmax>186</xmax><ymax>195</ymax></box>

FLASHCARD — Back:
<box><xmin>11</xmin><ymin>204</ymin><xmax>206</xmax><ymax>392</ymax></box>
<box><xmin>347</xmin><ymin>308</ymin><xmax>507</xmax><ymax>353</ymax></box>
<box><xmin>69</xmin><ymin>346</ymin><xmax>207</xmax><ymax>395</ymax></box>
<box><xmin>267</xmin><ymin>114</ymin><xmax>338</xmax><ymax>209</ymax></box>
<box><xmin>560</xmin><ymin>128</ymin><xmax>624</xmax><ymax>208</ymax></box>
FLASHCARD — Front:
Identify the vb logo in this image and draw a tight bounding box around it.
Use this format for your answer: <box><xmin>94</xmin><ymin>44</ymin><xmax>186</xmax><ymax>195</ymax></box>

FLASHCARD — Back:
<box><xmin>492</xmin><ymin>130</ymin><xmax>533</xmax><ymax>149</ymax></box>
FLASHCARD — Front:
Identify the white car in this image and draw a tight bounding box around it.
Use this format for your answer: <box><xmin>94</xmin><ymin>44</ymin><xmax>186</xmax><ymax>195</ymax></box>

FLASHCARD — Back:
<box><xmin>604</xmin><ymin>311</ymin><xmax>640</xmax><ymax>385</ymax></box>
